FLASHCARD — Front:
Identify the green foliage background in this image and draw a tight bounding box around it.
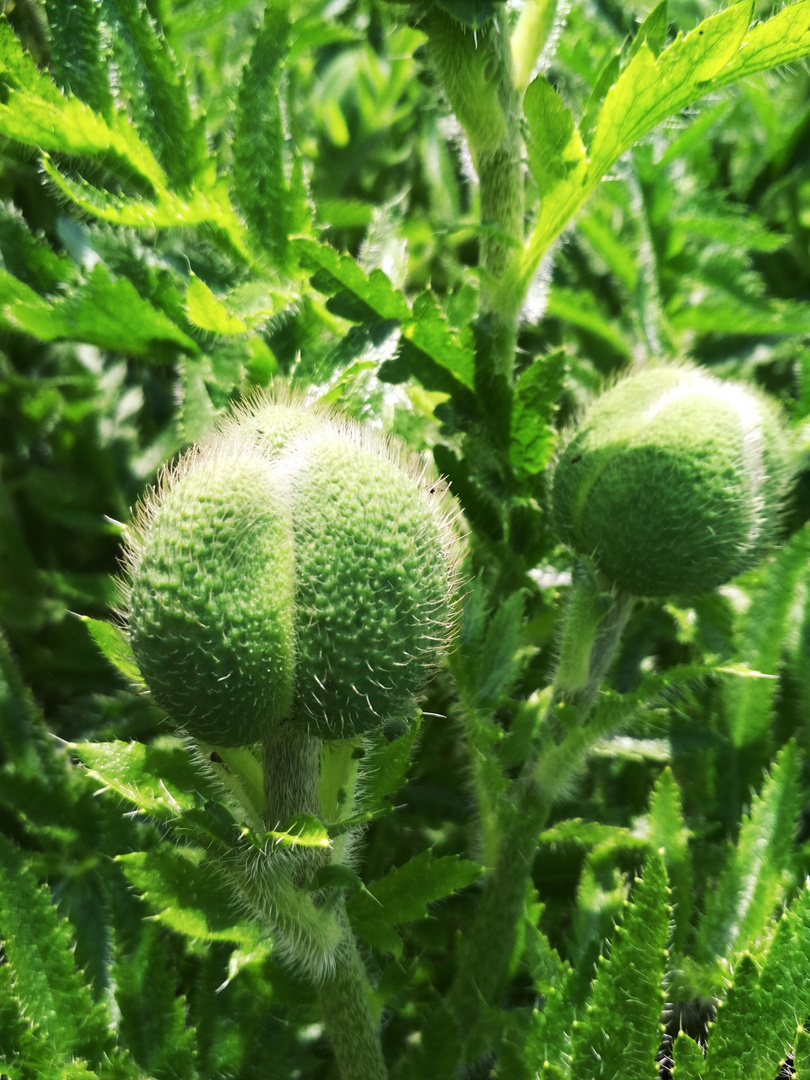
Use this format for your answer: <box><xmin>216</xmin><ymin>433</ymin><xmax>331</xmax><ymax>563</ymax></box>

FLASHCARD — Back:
<box><xmin>2</xmin><ymin>0</ymin><xmax>810</xmax><ymax>1077</ymax></box>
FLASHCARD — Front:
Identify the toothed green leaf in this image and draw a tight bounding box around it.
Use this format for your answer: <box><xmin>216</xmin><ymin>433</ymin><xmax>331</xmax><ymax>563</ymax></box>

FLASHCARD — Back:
<box><xmin>0</xmin><ymin>835</ymin><xmax>113</xmax><ymax>1065</ymax></box>
<box><xmin>509</xmin><ymin>348</ymin><xmax>567</xmax><ymax>478</ymax></box>
<box><xmin>73</xmin><ymin>739</ymin><xmax>221</xmax><ymax>820</ymax></box>
<box><xmin>0</xmin><ymin>264</ymin><xmax>198</xmax><ymax>357</ymax></box>
<box><xmin>100</xmin><ymin>0</ymin><xmax>205</xmax><ymax>186</ymax></box>
<box><xmin>232</xmin><ymin>0</ymin><xmax>292</xmax><ymax>265</ymax></box>
<box><xmin>44</xmin><ymin>0</ymin><xmax>112</xmax><ymax>118</ymax></box>
<box><xmin>672</xmin><ymin>1031</ymin><xmax>706</xmax><ymax>1079</ymax></box>
<box><xmin>41</xmin><ymin>159</ymin><xmax>250</xmax><ymax>259</ymax></box>
<box><xmin>524</xmin><ymin>75</ymin><xmax>585</xmax><ymax>192</ymax></box>
<box><xmin>517</xmin><ymin>0</ymin><xmax>810</xmax><ymax>292</ymax></box>
<box><xmin>696</xmin><ymin>741</ymin><xmax>799</xmax><ymax>965</ymax></box>
<box><xmin>726</xmin><ymin>529</ymin><xmax>810</xmax><ymax>748</ymax></box>
<box><xmin>0</xmin><ymin>20</ymin><xmax>163</xmax><ymax>189</ymax></box>
<box><xmin>298</xmin><ymin>239</ymin><xmax>475</xmax><ymax>389</ymax></box>
<box><xmin>475</xmin><ymin>590</ymin><xmax>524</xmax><ymax>705</ymax></box>
<box><xmin>723</xmin><ymin>885</ymin><xmax>810</xmax><ymax>1080</ymax></box>
<box><xmin>347</xmin><ymin>850</ymin><xmax>482</xmax><ymax>956</ymax></box>
<box><xmin>589</xmin><ymin>660</ymin><xmax>776</xmax><ymax>733</ymax></box>
<box><xmin>570</xmin><ymin>850</ymin><xmax>669</xmax><ymax>1080</ymax></box>
<box><xmin>358</xmin><ymin>715</ymin><xmax>421</xmax><ymax>813</ymax></box>
<box><xmin>540</xmin><ymin>818</ymin><xmax>647</xmax><ymax>851</ymax></box>
<box><xmin>646</xmin><ymin>767</ymin><xmax>692</xmax><ymax>954</ymax></box>
<box><xmin>114</xmin><ymin>922</ymin><xmax>197</xmax><ymax>1079</ymax></box>
<box><xmin>117</xmin><ymin>848</ymin><xmax>265</xmax><ymax>945</ymax></box>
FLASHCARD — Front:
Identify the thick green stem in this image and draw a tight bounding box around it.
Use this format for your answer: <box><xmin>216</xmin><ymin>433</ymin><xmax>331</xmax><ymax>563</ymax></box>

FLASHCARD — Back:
<box><xmin>449</xmin><ymin>581</ymin><xmax>634</xmax><ymax>1043</ymax></box>
<box><xmin>262</xmin><ymin>723</ymin><xmax>320</xmax><ymax>829</ymax></box>
<box><xmin>551</xmin><ymin>572</ymin><xmax>635</xmax><ymax>726</ymax></box>
<box><xmin>317</xmin><ymin>906</ymin><xmax>388</xmax><ymax>1080</ymax></box>
<box><xmin>448</xmin><ymin>778</ymin><xmax>550</xmax><ymax>1043</ymax></box>
<box><xmin>423</xmin><ymin>8</ymin><xmax>524</xmax><ymax>382</ymax></box>
<box><xmin>261</xmin><ymin>725</ymin><xmax>388</xmax><ymax>1080</ymax></box>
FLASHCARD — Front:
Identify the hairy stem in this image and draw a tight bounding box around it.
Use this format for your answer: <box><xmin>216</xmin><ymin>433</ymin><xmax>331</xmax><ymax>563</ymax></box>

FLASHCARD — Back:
<box><xmin>317</xmin><ymin>906</ymin><xmax>388</xmax><ymax>1080</ymax></box>
<box><xmin>550</xmin><ymin>572</ymin><xmax>635</xmax><ymax>728</ymax></box>
<box><xmin>262</xmin><ymin>722</ymin><xmax>320</xmax><ymax>828</ymax></box>
<box><xmin>447</xmin><ymin>777</ymin><xmax>550</xmax><ymax>1043</ymax></box>
<box><xmin>422</xmin><ymin>8</ymin><xmax>524</xmax><ymax>382</ymax></box>
<box><xmin>449</xmin><ymin>582</ymin><xmax>634</xmax><ymax>1042</ymax></box>
<box><xmin>261</xmin><ymin>725</ymin><xmax>387</xmax><ymax>1080</ymax></box>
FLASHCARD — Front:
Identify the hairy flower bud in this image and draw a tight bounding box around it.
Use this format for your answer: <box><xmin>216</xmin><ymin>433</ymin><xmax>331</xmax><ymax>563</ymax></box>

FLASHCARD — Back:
<box><xmin>123</xmin><ymin>395</ymin><xmax>461</xmax><ymax>745</ymax></box>
<box><xmin>551</xmin><ymin>365</ymin><xmax>791</xmax><ymax>597</ymax></box>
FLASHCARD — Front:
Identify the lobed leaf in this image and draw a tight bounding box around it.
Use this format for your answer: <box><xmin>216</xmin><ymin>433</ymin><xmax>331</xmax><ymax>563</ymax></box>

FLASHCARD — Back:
<box><xmin>73</xmin><ymin>738</ymin><xmax>221</xmax><ymax>820</ymax></box>
<box><xmin>299</xmin><ymin>238</ymin><xmax>475</xmax><ymax>390</ymax></box>
<box><xmin>0</xmin><ymin>835</ymin><xmax>113</xmax><ymax>1066</ymax></box>
<box><xmin>347</xmin><ymin>849</ymin><xmax>482</xmax><ymax>956</ymax></box>
<box><xmin>509</xmin><ymin>348</ymin><xmax>567</xmax><ymax>478</ymax></box>
<box><xmin>570</xmin><ymin>850</ymin><xmax>669</xmax><ymax>1080</ymax></box>
<box><xmin>514</xmin><ymin>0</ymin><xmax>810</xmax><ymax>301</ymax></box>
<box><xmin>232</xmin><ymin>0</ymin><xmax>292</xmax><ymax>265</ymax></box>
<box><xmin>696</xmin><ymin>741</ymin><xmax>799</xmax><ymax>965</ymax></box>
<box><xmin>117</xmin><ymin>848</ymin><xmax>265</xmax><ymax>945</ymax></box>
<box><xmin>0</xmin><ymin>263</ymin><xmax>198</xmax><ymax>357</ymax></box>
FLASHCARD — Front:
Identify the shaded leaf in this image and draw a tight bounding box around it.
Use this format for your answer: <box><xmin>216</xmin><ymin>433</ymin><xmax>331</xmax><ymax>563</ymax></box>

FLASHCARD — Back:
<box><xmin>358</xmin><ymin>716</ymin><xmax>421</xmax><ymax>813</ymax></box>
<box><xmin>114</xmin><ymin>921</ymin><xmax>197</xmax><ymax>1079</ymax></box>
<box><xmin>347</xmin><ymin>850</ymin><xmax>482</xmax><ymax>956</ymax></box>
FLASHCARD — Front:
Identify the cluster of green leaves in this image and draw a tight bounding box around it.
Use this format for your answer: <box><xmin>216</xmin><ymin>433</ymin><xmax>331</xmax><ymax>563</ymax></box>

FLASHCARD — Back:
<box><xmin>2</xmin><ymin>0</ymin><xmax>810</xmax><ymax>1077</ymax></box>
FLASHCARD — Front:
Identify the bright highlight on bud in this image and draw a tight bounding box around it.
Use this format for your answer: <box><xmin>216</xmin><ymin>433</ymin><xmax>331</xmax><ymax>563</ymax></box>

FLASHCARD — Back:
<box><xmin>123</xmin><ymin>392</ymin><xmax>462</xmax><ymax>746</ymax></box>
<box><xmin>551</xmin><ymin>365</ymin><xmax>791</xmax><ymax>597</ymax></box>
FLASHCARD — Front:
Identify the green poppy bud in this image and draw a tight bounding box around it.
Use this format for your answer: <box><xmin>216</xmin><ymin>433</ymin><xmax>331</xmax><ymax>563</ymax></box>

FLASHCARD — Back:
<box><xmin>124</xmin><ymin>398</ymin><xmax>461</xmax><ymax>745</ymax></box>
<box><xmin>551</xmin><ymin>365</ymin><xmax>791</xmax><ymax>596</ymax></box>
